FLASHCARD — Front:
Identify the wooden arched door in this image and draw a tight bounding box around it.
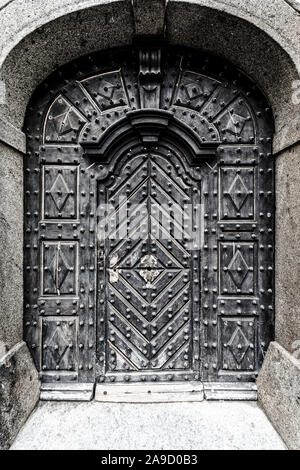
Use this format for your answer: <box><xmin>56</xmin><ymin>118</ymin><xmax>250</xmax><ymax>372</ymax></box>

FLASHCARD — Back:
<box><xmin>24</xmin><ymin>46</ymin><xmax>274</xmax><ymax>398</ymax></box>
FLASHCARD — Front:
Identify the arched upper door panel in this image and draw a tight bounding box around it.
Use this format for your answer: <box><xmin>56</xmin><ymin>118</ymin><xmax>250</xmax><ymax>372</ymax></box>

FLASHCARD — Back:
<box><xmin>26</xmin><ymin>47</ymin><xmax>273</xmax><ymax>148</ymax></box>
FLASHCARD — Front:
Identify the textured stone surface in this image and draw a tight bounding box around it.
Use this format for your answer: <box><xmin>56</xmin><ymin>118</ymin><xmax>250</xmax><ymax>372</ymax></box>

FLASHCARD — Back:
<box><xmin>257</xmin><ymin>341</ymin><xmax>300</xmax><ymax>450</ymax></box>
<box><xmin>0</xmin><ymin>340</ymin><xmax>7</xmax><ymax>357</ymax></box>
<box><xmin>0</xmin><ymin>0</ymin><xmax>129</xmax><ymax>64</ymax></box>
<box><xmin>285</xmin><ymin>0</ymin><xmax>300</xmax><ymax>13</ymax></box>
<box><xmin>11</xmin><ymin>400</ymin><xmax>285</xmax><ymax>450</ymax></box>
<box><xmin>0</xmin><ymin>115</ymin><xmax>26</xmax><ymax>153</ymax></box>
<box><xmin>0</xmin><ymin>341</ymin><xmax>40</xmax><ymax>450</ymax></box>
<box><xmin>275</xmin><ymin>142</ymin><xmax>300</xmax><ymax>352</ymax></box>
<box><xmin>170</xmin><ymin>0</ymin><xmax>300</xmax><ymax>63</ymax></box>
<box><xmin>0</xmin><ymin>142</ymin><xmax>23</xmax><ymax>349</ymax></box>
<box><xmin>132</xmin><ymin>0</ymin><xmax>166</xmax><ymax>36</ymax></box>
<box><xmin>0</xmin><ymin>1</ymin><xmax>298</xmax><ymax>67</ymax></box>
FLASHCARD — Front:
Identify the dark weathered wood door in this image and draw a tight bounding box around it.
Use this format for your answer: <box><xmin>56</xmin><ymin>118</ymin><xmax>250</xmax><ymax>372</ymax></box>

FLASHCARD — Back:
<box><xmin>96</xmin><ymin>152</ymin><xmax>201</xmax><ymax>382</ymax></box>
<box><xmin>24</xmin><ymin>46</ymin><xmax>274</xmax><ymax>389</ymax></box>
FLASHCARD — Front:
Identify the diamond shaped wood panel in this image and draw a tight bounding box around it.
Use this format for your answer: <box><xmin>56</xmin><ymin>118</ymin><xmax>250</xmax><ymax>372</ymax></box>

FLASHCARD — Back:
<box><xmin>219</xmin><ymin>242</ymin><xmax>256</xmax><ymax>295</ymax></box>
<box><xmin>219</xmin><ymin>167</ymin><xmax>255</xmax><ymax>220</ymax></box>
<box><xmin>219</xmin><ymin>317</ymin><xmax>256</xmax><ymax>372</ymax></box>
<box><xmin>41</xmin><ymin>241</ymin><xmax>78</xmax><ymax>296</ymax></box>
<box><xmin>41</xmin><ymin>318</ymin><xmax>77</xmax><ymax>371</ymax></box>
<box><xmin>42</xmin><ymin>166</ymin><xmax>78</xmax><ymax>219</ymax></box>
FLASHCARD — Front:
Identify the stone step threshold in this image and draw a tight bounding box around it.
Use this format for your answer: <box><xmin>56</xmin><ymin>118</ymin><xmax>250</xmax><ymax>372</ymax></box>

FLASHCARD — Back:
<box><xmin>40</xmin><ymin>382</ymin><xmax>257</xmax><ymax>402</ymax></box>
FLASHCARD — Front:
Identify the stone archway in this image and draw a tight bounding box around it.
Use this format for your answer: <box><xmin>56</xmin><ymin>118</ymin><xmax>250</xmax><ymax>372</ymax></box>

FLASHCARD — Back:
<box><xmin>0</xmin><ymin>0</ymin><xmax>299</xmax><ymax>449</ymax></box>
